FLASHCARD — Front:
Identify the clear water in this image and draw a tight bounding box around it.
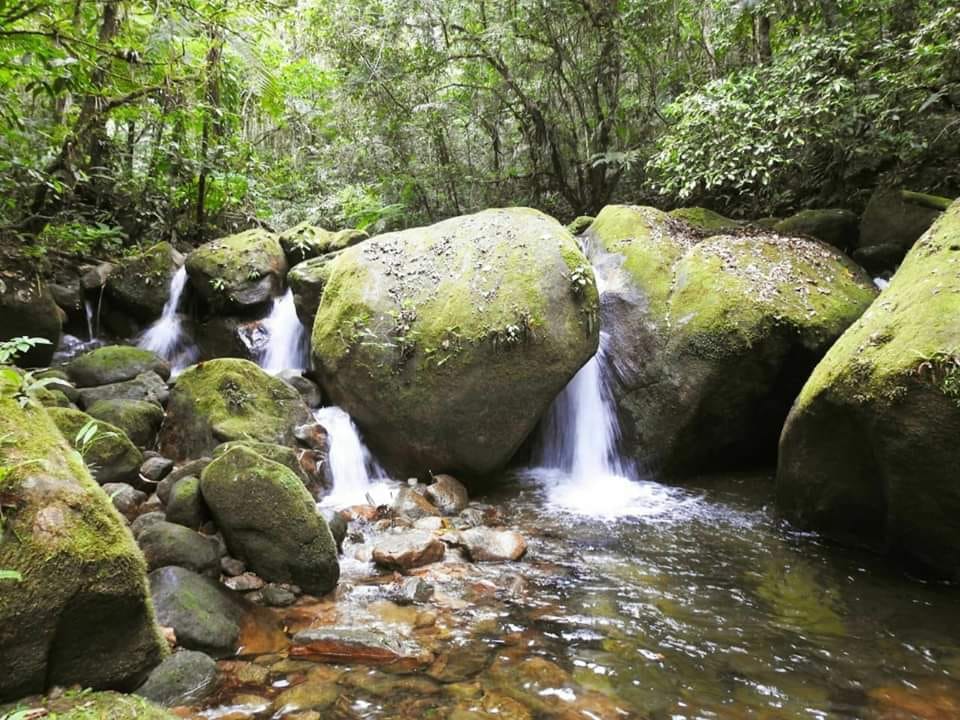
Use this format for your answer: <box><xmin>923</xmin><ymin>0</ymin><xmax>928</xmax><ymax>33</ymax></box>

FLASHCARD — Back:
<box><xmin>259</xmin><ymin>289</ymin><xmax>309</xmax><ymax>374</ymax></box>
<box><xmin>138</xmin><ymin>266</ymin><xmax>198</xmax><ymax>375</ymax></box>
<box><xmin>191</xmin><ymin>472</ymin><xmax>960</xmax><ymax>720</ymax></box>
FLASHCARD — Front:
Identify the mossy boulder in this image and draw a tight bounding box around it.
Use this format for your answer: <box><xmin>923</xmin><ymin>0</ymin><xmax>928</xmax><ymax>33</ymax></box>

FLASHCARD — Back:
<box><xmin>66</xmin><ymin>345</ymin><xmax>170</xmax><ymax>387</ymax></box>
<box><xmin>288</xmin><ymin>254</ymin><xmax>339</xmax><ymax>327</ymax></box>
<box><xmin>774</xmin><ymin>209</ymin><xmax>859</xmax><ymax>252</ymax></box>
<box><xmin>106</xmin><ymin>242</ymin><xmax>184</xmax><ymax>322</ymax></box>
<box><xmin>311</xmin><ymin>207</ymin><xmax>599</xmax><ymax>477</ymax></box>
<box><xmin>278</xmin><ymin>221</ymin><xmax>369</xmax><ymax>263</ymax></box>
<box><xmin>0</xmin><ymin>397</ymin><xmax>166</xmax><ymax>700</ymax></box>
<box><xmin>158</xmin><ymin>358</ymin><xmax>310</xmax><ymax>462</ymax></box>
<box><xmin>566</xmin><ymin>215</ymin><xmax>595</xmax><ymax>236</ymax></box>
<box><xmin>165</xmin><ymin>476</ymin><xmax>210</xmax><ymax>530</ymax></box>
<box><xmin>47</xmin><ymin>406</ymin><xmax>145</xmax><ymax>486</ymax></box>
<box><xmin>137</xmin><ymin>520</ymin><xmax>220</xmax><ymax>576</ymax></box>
<box><xmin>777</xmin><ymin>200</ymin><xmax>960</xmax><ymax>579</ymax></box>
<box><xmin>86</xmin><ymin>398</ymin><xmax>166</xmax><ymax>448</ymax></box>
<box><xmin>856</xmin><ymin>187</ymin><xmax>953</xmax><ymax>271</ymax></box>
<box><xmin>76</xmin><ymin>371</ymin><xmax>169</xmax><ymax>410</ymax></box>
<box><xmin>588</xmin><ymin>205</ymin><xmax>877</xmax><ymax>475</ymax></box>
<box><xmin>3</xmin><ymin>690</ymin><xmax>176</xmax><ymax>719</ymax></box>
<box><xmin>0</xmin><ymin>273</ymin><xmax>61</xmax><ymax>366</ymax></box>
<box><xmin>668</xmin><ymin>207</ymin><xmax>743</xmax><ymax>235</ymax></box>
<box><xmin>200</xmin><ymin>446</ymin><xmax>339</xmax><ymax>595</ymax></box>
<box><xmin>185</xmin><ymin>229</ymin><xmax>287</xmax><ymax>313</ymax></box>
<box><xmin>212</xmin><ymin>440</ymin><xmax>316</xmax><ymax>488</ymax></box>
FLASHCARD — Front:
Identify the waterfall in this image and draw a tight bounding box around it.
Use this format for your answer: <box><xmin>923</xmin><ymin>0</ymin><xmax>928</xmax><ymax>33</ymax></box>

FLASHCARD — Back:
<box><xmin>84</xmin><ymin>299</ymin><xmax>96</xmax><ymax>340</ymax></box>
<box><xmin>314</xmin><ymin>406</ymin><xmax>391</xmax><ymax>507</ymax></box>
<box><xmin>259</xmin><ymin>289</ymin><xmax>308</xmax><ymax>373</ymax></box>
<box><xmin>139</xmin><ymin>266</ymin><xmax>197</xmax><ymax>375</ymax></box>
<box><xmin>526</xmin><ymin>244</ymin><xmax>665</xmax><ymax>517</ymax></box>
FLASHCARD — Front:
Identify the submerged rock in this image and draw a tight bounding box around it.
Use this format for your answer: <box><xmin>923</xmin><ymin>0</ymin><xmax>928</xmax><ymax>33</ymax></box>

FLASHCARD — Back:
<box><xmin>135</xmin><ymin>649</ymin><xmax>218</xmax><ymax>707</ymax></box>
<box><xmin>200</xmin><ymin>446</ymin><xmax>339</xmax><ymax>595</ymax></box>
<box><xmin>589</xmin><ymin>205</ymin><xmax>877</xmax><ymax>475</ymax></box>
<box><xmin>777</xmin><ymin>199</ymin><xmax>960</xmax><ymax>580</ymax></box>
<box><xmin>311</xmin><ymin>207</ymin><xmax>599</xmax><ymax>478</ymax></box>
<box><xmin>185</xmin><ymin>228</ymin><xmax>287</xmax><ymax>313</ymax></box>
<box><xmin>106</xmin><ymin>242</ymin><xmax>184</xmax><ymax>322</ymax></box>
<box><xmin>0</xmin><ymin>273</ymin><xmax>61</xmax><ymax>366</ymax></box>
<box><xmin>372</xmin><ymin>530</ymin><xmax>445</xmax><ymax>570</ymax></box>
<box><xmin>149</xmin><ymin>566</ymin><xmax>245</xmax><ymax>657</ymax></box>
<box><xmin>66</xmin><ymin>345</ymin><xmax>170</xmax><ymax>387</ymax></box>
<box><xmin>158</xmin><ymin>359</ymin><xmax>310</xmax><ymax>461</ymax></box>
<box><xmin>0</xmin><ymin>398</ymin><xmax>166</xmax><ymax>700</ymax></box>
<box><xmin>47</xmin><ymin>406</ymin><xmax>144</xmax><ymax>485</ymax></box>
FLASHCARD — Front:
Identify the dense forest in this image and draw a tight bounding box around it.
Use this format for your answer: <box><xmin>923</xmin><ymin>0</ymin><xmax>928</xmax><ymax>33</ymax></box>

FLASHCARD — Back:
<box><xmin>1</xmin><ymin>0</ymin><xmax>958</xmax><ymax>258</ymax></box>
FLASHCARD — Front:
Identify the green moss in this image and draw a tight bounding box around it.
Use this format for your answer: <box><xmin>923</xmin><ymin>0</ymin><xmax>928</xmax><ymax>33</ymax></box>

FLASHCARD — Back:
<box><xmin>105</xmin><ymin>242</ymin><xmax>181</xmax><ymax>321</ymax></box>
<box><xmin>212</xmin><ymin>440</ymin><xmax>307</xmax><ymax>483</ymax></box>
<box><xmin>669</xmin><ymin>206</ymin><xmax>743</xmax><ymax>234</ymax></box>
<box><xmin>184</xmin><ymin>229</ymin><xmax>286</xmax><ymax>311</ymax></box>
<box><xmin>66</xmin><ymin>345</ymin><xmax>169</xmax><ymax>387</ymax></box>
<box><xmin>46</xmin><ymin>406</ymin><xmax>143</xmax><ymax>483</ymax></box>
<box><xmin>86</xmin><ymin>398</ymin><xmax>165</xmax><ymax>447</ymax></box>
<box><xmin>566</xmin><ymin>215</ymin><xmax>595</xmax><ymax>235</ymax></box>
<box><xmin>2</xmin><ymin>689</ymin><xmax>176</xmax><ymax>719</ymax></box>
<box><xmin>794</xmin><ymin>201</ymin><xmax>960</xmax><ymax>410</ymax></box>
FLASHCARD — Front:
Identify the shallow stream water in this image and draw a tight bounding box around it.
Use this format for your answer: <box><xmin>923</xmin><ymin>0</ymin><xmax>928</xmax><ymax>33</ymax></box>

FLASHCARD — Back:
<box><xmin>191</xmin><ymin>471</ymin><xmax>960</xmax><ymax>720</ymax></box>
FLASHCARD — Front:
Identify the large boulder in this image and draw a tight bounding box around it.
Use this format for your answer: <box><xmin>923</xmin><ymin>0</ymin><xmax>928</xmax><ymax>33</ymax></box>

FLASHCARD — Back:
<box><xmin>106</xmin><ymin>242</ymin><xmax>184</xmax><ymax>322</ymax></box>
<box><xmin>185</xmin><ymin>229</ymin><xmax>287</xmax><ymax>313</ymax></box>
<box><xmin>777</xmin><ymin>200</ymin><xmax>960</xmax><ymax>579</ymax></box>
<box><xmin>288</xmin><ymin>254</ymin><xmax>339</xmax><ymax>327</ymax></box>
<box><xmin>76</xmin><ymin>371</ymin><xmax>169</xmax><ymax>409</ymax></box>
<box><xmin>47</xmin><ymin>406</ymin><xmax>144</xmax><ymax>486</ymax></box>
<box><xmin>774</xmin><ymin>209</ymin><xmax>859</xmax><ymax>253</ymax></box>
<box><xmin>158</xmin><ymin>359</ymin><xmax>310</xmax><ymax>462</ymax></box>
<box><xmin>311</xmin><ymin>208</ymin><xmax>599</xmax><ymax>477</ymax></box>
<box><xmin>855</xmin><ymin>188</ymin><xmax>953</xmax><ymax>272</ymax></box>
<box><xmin>0</xmin><ymin>273</ymin><xmax>61</xmax><ymax>366</ymax></box>
<box><xmin>65</xmin><ymin>345</ymin><xmax>170</xmax><ymax>387</ymax></box>
<box><xmin>587</xmin><ymin>205</ymin><xmax>877</xmax><ymax>475</ymax></box>
<box><xmin>200</xmin><ymin>446</ymin><xmax>339</xmax><ymax>595</ymax></box>
<box><xmin>278</xmin><ymin>221</ymin><xmax>368</xmax><ymax>264</ymax></box>
<box><xmin>137</xmin><ymin>520</ymin><xmax>221</xmax><ymax>576</ymax></box>
<box><xmin>0</xmin><ymin>398</ymin><xmax>166</xmax><ymax>700</ymax></box>
<box><xmin>195</xmin><ymin>314</ymin><xmax>266</xmax><ymax>362</ymax></box>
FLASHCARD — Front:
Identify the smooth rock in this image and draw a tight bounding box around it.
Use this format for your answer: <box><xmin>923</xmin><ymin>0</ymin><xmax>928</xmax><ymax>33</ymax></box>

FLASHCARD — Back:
<box><xmin>392</xmin><ymin>486</ymin><xmax>440</xmax><ymax>520</ymax></box>
<box><xmin>135</xmin><ymin>650</ymin><xmax>218</xmax><ymax>707</ymax></box>
<box><xmin>86</xmin><ymin>398</ymin><xmax>166</xmax><ymax>449</ymax></box>
<box><xmin>138</xmin><ymin>521</ymin><xmax>221</xmax><ymax>576</ymax></box>
<box><xmin>141</xmin><ymin>456</ymin><xmax>174</xmax><ymax>482</ymax></box>
<box><xmin>102</xmin><ymin>482</ymin><xmax>147</xmax><ymax>521</ymax></box>
<box><xmin>372</xmin><ymin>531</ymin><xmax>445</xmax><ymax>570</ymax></box>
<box><xmin>164</xmin><ymin>475</ymin><xmax>209</xmax><ymax>530</ymax></box>
<box><xmin>424</xmin><ymin>474</ymin><xmax>469</xmax><ymax>515</ymax></box>
<box><xmin>158</xmin><ymin>458</ymin><xmax>211</xmax><ymax>504</ymax></box>
<box><xmin>66</xmin><ymin>345</ymin><xmax>170</xmax><ymax>387</ymax></box>
<box><xmin>131</xmin><ymin>511</ymin><xmax>167</xmax><ymax>539</ymax></box>
<box><xmin>460</xmin><ymin>527</ymin><xmax>527</xmax><ymax>562</ymax></box>
<box><xmin>76</xmin><ymin>371</ymin><xmax>169</xmax><ymax>409</ymax></box>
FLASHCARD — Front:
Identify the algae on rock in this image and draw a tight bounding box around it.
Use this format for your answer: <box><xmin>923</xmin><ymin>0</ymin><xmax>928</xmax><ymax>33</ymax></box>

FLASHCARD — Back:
<box><xmin>185</xmin><ymin>229</ymin><xmax>287</xmax><ymax>312</ymax></box>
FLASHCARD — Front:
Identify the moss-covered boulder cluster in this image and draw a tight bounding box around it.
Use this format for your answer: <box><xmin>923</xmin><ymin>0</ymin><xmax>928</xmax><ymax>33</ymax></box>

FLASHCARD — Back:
<box><xmin>311</xmin><ymin>207</ymin><xmax>599</xmax><ymax>477</ymax></box>
<box><xmin>777</xmin><ymin>199</ymin><xmax>960</xmax><ymax>579</ymax></box>
<box><xmin>586</xmin><ymin>205</ymin><xmax>877</xmax><ymax>475</ymax></box>
<box><xmin>106</xmin><ymin>242</ymin><xmax>184</xmax><ymax>322</ymax></box>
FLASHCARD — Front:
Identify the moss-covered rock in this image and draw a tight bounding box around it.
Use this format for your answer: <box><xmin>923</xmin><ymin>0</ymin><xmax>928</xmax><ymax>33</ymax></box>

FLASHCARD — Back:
<box><xmin>212</xmin><ymin>440</ymin><xmax>310</xmax><ymax>485</ymax></box>
<box><xmin>856</xmin><ymin>187</ymin><xmax>953</xmax><ymax>271</ymax></box>
<box><xmin>195</xmin><ymin>314</ymin><xmax>267</xmax><ymax>362</ymax></box>
<box><xmin>158</xmin><ymin>358</ymin><xmax>310</xmax><ymax>462</ymax></box>
<box><xmin>774</xmin><ymin>209</ymin><xmax>859</xmax><ymax>252</ymax></box>
<box><xmin>76</xmin><ymin>371</ymin><xmax>169</xmax><ymax>409</ymax></box>
<box><xmin>311</xmin><ymin>207</ymin><xmax>599</xmax><ymax>477</ymax></box>
<box><xmin>135</xmin><ymin>649</ymin><xmax>218</xmax><ymax>707</ymax></box>
<box><xmin>566</xmin><ymin>215</ymin><xmax>595</xmax><ymax>236</ymax></box>
<box><xmin>47</xmin><ymin>406</ymin><xmax>145</xmax><ymax>486</ymax></box>
<box><xmin>106</xmin><ymin>242</ymin><xmax>185</xmax><ymax>322</ymax></box>
<box><xmin>86</xmin><ymin>398</ymin><xmax>166</xmax><ymax>448</ymax></box>
<box><xmin>184</xmin><ymin>229</ymin><xmax>287</xmax><ymax>313</ymax></box>
<box><xmin>200</xmin><ymin>446</ymin><xmax>339</xmax><ymax>595</ymax></box>
<box><xmin>288</xmin><ymin>254</ymin><xmax>339</xmax><ymax>327</ymax></box>
<box><xmin>2</xmin><ymin>690</ymin><xmax>177</xmax><ymax>719</ymax></box>
<box><xmin>137</xmin><ymin>520</ymin><xmax>220</xmax><ymax>576</ymax></box>
<box><xmin>66</xmin><ymin>345</ymin><xmax>170</xmax><ymax>387</ymax></box>
<box><xmin>278</xmin><ymin>221</ymin><xmax>369</xmax><ymax>264</ymax></box>
<box><xmin>0</xmin><ymin>273</ymin><xmax>61</xmax><ymax>366</ymax></box>
<box><xmin>777</xmin><ymin>200</ymin><xmax>960</xmax><ymax>580</ymax></box>
<box><xmin>164</xmin><ymin>476</ymin><xmax>210</xmax><ymax>530</ymax></box>
<box><xmin>0</xmin><ymin>397</ymin><xmax>166</xmax><ymax>700</ymax></box>
<box><xmin>668</xmin><ymin>207</ymin><xmax>743</xmax><ymax>235</ymax></box>
<box><xmin>588</xmin><ymin>204</ymin><xmax>877</xmax><ymax>475</ymax></box>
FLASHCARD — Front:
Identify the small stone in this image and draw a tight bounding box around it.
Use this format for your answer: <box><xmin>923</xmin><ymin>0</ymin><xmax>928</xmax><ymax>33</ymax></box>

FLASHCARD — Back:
<box><xmin>130</xmin><ymin>510</ymin><xmax>166</xmax><ymax>539</ymax></box>
<box><xmin>294</xmin><ymin>422</ymin><xmax>328</xmax><ymax>451</ymax></box>
<box><xmin>224</xmin><ymin>572</ymin><xmax>266</xmax><ymax>592</ymax></box>
<box><xmin>372</xmin><ymin>531</ymin><xmax>445</xmax><ymax>570</ymax></box>
<box><xmin>392</xmin><ymin>486</ymin><xmax>440</xmax><ymax>520</ymax></box>
<box><xmin>413</xmin><ymin>516</ymin><xmax>444</xmax><ymax>531</ymax></box>
<box><xmin>140</xmin><ymin>456</ymin><xmax>174</xmax><ymax>482</ymax></box>
<box><xmin>165</xmin><ymin>475</ymin><xmax>209</xmax><ymax>530</ymax></box>
<box><xmin>135</xmin><ymin>650</ymin><xmax>218</xmax><ymax>707</ymax></box>
<box><xmin>101</xmin><ymin>482</ymin><xmax>147</xmax><ymax>521</ymax></box>
<box><xmin>221</xmin><ymin>556</ymin><xmax>246</xmax><ymax>577</ymax></box>
<box><xmin>393</xmin><ymin>576</ymin><xmax>434</xmax><ymax>605</ymax></box>
<box><xmin>424</xmin><ymin>474</ymin><xmax>469</xmax><ymax>515</ymax></box>
<box><xmin>158</xmin><ymin>458</ymin><xmax>211</xmax><ymax>504</ymax></box>
<box><xmin>261</xmin><ymin>584</ymin><xmax>297</xmax><ymax>607</ymax></box>
<box><xmin>459</xmin><ymin>527</ymin><xmax>527</xmax><ymax>562</ymax></box>
<box><xmin>320</xmin><ymin>508</ymin><xmax>347</xmax><ymax>551</ymax></box>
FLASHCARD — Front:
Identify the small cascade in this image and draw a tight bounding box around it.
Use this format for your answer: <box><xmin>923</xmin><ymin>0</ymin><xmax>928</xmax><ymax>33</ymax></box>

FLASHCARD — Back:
<box><xmin>314</xmin><ymin>406</ymin><xmax>391</xmax><ymax>507</ymax></box>
<box><xmin>139</xmin><ymin>266</ymin><xmax>197</xmax><ymax>375</ymax></box>
<box><xmin>259</xmin><ymin>289</ymin><xmax>308</xmax><ymax>373</ymax></box>
<box><xmin>84</xmin><ymin>298</ymin><xmax>97</xmax><ymax>340</ymax></box>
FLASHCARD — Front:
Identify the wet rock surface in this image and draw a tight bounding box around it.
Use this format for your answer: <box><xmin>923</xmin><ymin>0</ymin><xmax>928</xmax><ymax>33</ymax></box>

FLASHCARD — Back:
<box><xmin>372</xmin><ymin>530</ymin><xmax>446</xmax><ymax>570</ymax></box>
<box><xmin>135</xmin><ymin>650</ymin><xmax>218</xmax><ymax>707</ymax></box>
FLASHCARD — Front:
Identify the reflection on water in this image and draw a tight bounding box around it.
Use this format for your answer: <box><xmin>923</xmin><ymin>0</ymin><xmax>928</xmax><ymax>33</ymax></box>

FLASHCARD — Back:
<box><xmin>192</xmin><ymin>472</ymin><xmax>960</xmax><ymax>720</ymax></box>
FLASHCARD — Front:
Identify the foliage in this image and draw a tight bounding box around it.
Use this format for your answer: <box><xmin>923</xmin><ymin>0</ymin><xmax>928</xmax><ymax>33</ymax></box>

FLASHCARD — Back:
<box><xmin>0</xmin><ymin>337</ymin><xmax>51</xmax><ymax>365</ymax></box>
<box><xmin>0</xmin><ymin>337</ymin><xmax>62</xmax><ymax>407</ymax></box>
<box><xmin>74</xmin><ymin>419</ymin><xmax>119</xmax><ymax>460</ymax></box>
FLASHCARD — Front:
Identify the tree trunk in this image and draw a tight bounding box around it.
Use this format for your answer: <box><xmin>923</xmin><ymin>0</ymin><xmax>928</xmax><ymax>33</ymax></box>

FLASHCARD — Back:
<box><xmin>196</xmin><ymin>32</ymin><xmax>222</xmax><ymax>230</ymax></box>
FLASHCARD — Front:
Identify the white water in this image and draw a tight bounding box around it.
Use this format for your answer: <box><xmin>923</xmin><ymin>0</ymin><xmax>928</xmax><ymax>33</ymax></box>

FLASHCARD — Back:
<box><xmin>138</xmin><ymin>266</ymin><xmax>198</xmax><ymax>375</ymax></box>
<box><xmin>258</xmin><ymin>289</ymin><xmax>308</xmax><ymax>373</ymax></box>
<box><xmin>314</xmin><ymin>406</ymin><xmax>393</xmax><ymax>507</ymax></box>
<box><xmin>527</xmin><ymin>248</ymin><xmax>660</xmax><ymax>517</ymax></box>
<box><xmin>84</xmin><ymin>298</ymin><xmax>96</xmax><ymax>340</ymax></box>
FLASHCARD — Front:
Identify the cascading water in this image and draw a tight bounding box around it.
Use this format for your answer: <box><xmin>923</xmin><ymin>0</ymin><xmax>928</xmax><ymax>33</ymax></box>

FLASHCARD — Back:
<box><xmin>527</xmin><ymin>244</ymin><xmax>691</xmax><ymax>517</ymax></box>
<box><xmin>139</xmin><ymin>266</ymin><xmax>198</xmax><ymax>375</ymax></box>
<box><xmin>314</xmin><ymin>406</ymin><xmax>391</xmax><ymax>507</ymax></box>
<box><xmin>258</xmin><ymin>289</ymin><xmax>308</xmax><ymax>374</ymax></box>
